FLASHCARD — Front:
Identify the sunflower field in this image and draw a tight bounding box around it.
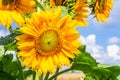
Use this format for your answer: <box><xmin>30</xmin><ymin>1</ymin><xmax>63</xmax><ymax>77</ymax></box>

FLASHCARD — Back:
<box><xmin>0</xmin><ymin>0</ymin><xmax>120</xmax><ymax>80</ymax></box>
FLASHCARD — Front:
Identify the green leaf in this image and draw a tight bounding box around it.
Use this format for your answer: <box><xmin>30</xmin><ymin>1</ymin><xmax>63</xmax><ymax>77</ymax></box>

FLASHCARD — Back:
<box><xmin>71</xmin><ymin>62</ymin><xmax>112</xmax><ymax>80</ymax></box>
<box><xmin>106</xmin><ymin>66</ymin><xmax>120</xmax><ymax>80</ymax></box>
<box><xmin>98</xmin><ymin>64</ymin><xmax>111</xmax><ymax>68</ymax></box>
<box><xmin>71</xmin><ymin>62</ymin><xmax>93</xmax><ymax>73</ymax></box>
<box><xmin>78</xmin><ymin>45</ymin><xmax>86</xmax><ymax>52</ymax></box>
<box><xmin>84</xmin><ymin>75</ymin><xmax>96</xmax><ymax>80</ymax></box>
<box><xmin>72</xmin><ymin>45</ymin><xmax>114</xmax><ymax>80</ymax></box>
<box><xmin>74</xmin><ymin>45</ymin><xmax>98</xmax><ymax>67</ymax></box>
<box><xmin>74</xmin><ymin>52</ymin><xmax>98</xmax><ymax>67</ymax></box>
<box><xmin>0</xmin><ymin>28</ymin><xmax>21</xmax><ymax>51</ymax></box>
<box><xmin>3</xmin><ymin>61</ymin><xmax>19</xmax><ymax>76</ymax></box>
<box><xmin>92</xmin><ymin>67</ymin><xmax>112</xmax><ymax>80</ymax></box>
<box><xmin>4</xmin><ymin>41</ymin><xmax>17</xmax><ymax>51</ymax></box>
<box><xmin>2</xmin><ymin>54</ymin><xmax>13</xmax><ymax>65</ymax></box>
<box><xmin>1</xmin><ymin>54</ymin><xmax>19</xmax><ymax>76</ymax></box>
<box><xmin>0</xmin><ymin>70</ymin><xmax>16</xmax><ymax>80</ymax></box>
<box><xmin>0</xmin><ymin>33</ymin><xmax>16</xmax><ymax>45</ymax></box>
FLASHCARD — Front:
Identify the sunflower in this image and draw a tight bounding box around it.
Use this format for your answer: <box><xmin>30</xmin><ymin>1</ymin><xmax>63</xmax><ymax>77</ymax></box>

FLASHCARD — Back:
<box><xmin>0</xmin><ymin>0</ymin><xmax>35</xmax><ymax>28</ymax></box>
<box><xmin>16</xmin><ymin>8</ymin><xmax>81</xmax><ymax>75</ymax></box>
<box><xmin>50</xmin><ymin>0</ymin><xmax>67</xmax><ymax>7</ymax></box>
<box><xmin>73</xmin><ymin>0</ymin><xmax>88</xmax><ymax>26</ymax></box>
<box><xmin>94</xmin><ymin>0</ymin><xmax>114</xmax><ymax>22</ymax></box>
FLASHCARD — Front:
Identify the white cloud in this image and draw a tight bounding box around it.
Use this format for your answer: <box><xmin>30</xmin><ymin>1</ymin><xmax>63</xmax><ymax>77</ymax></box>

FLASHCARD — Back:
<box><xmin>107</xmin><ymin>44</ymin><xmax>120</xmax><ymax>60</ymax></box>
<box><xmin>79</xmin><ymin>34</ymin><xmax>96</xmax><ymax>46</ymax></box>
<box><xmin>86</xmin><ymin>34</ymin><xmax>96</xmax><ymax>45</ymax></box>
<box><xmin>79</xmin><ymin>34</ymin><xmax>104</xmax><ymax>60</ymax></box>
<box><xmin>79</xmin><ymin>34</ymin><xmax>120</xmax><ymax>65</ymax></box>
<box><xmin>108</xmin><ymin>37</ymin><xmax>120</xmax><ymax>44</ymax></box>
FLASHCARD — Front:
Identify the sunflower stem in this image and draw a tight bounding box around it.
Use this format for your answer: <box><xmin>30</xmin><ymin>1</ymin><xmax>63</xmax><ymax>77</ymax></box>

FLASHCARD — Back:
<box><xmin>33</xmin><ymin>71</ymin><xmax>36</xmax><ymax>80</ymax></box>
<box><xmin>16</xmin><ymin>56</ymin><xmax>25</xmax><ymax>80</ymax></box>
<box><xmin>35</xmin><ymin>71</ymin><xmax>39</xmax><ymax>80</ymax></box>
<box><xmin>44</xmin><ymin>72</ymin><xmax>50</xmax><ymax>80</ymax></box>
<box><xmin>35</xmin><ymin>0</ymin><xmax>45</xmax><ymax>11</ymax></box>
<box><xmin>48</xmin><ymin>68</ymin><xmax>71</xmax><ymax>80</ymax></box>
<box><xmin>39</xmin><ymin>73</ymin><xmax>44</xmax><ymax>80</ymax></box>
<box><xmin>54</xmin><ymin>67</ymin><xmax>59</xmax><ymax>80</ymax></box>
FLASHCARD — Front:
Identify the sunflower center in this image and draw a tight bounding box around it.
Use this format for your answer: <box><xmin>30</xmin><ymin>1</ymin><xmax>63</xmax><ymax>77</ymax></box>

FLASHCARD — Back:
<box><xmin>54</xmin><ymin>0</ymin><xmax>66</xmax><ymax>6</ymax></box>
<box><xmin>2</xmin><ymin>0</ymin><xmax>14</xmax><ymax>5</ymax></box>
<box><xmin>1</xmin><ymin>0</ymin><xmax>19</xmax><ymax>10</ymax></box>
<box><xmin>36</xmin><ymin>30</ymin><xmax>60</xmax><ymax>55</ymax></box>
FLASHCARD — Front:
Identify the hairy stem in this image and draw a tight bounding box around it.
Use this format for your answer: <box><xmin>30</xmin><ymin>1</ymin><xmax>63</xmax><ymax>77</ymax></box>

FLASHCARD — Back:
<box><xmin>16</xmin><ymin>56</ymin><xmax>25</xmax><ymax>80</ymax></box>
<box><xmin>48</xmin><ymin>68</ymin><xmax>71</xmax><ymax>80</ymax></box>
<box><xmin>54</xmin><ymin>67</ymin><xmax>59</xmax><ymax>80</ymax></box>
<box><xmin>44</xmin><ymin>72</ymin><xmax>50</xmax><ymax>80</ymax></box>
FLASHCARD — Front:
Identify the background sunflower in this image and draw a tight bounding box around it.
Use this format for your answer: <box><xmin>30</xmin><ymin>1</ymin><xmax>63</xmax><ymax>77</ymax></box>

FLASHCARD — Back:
<box><xmin>94</xmin><ymin>0</ymin><xmax>114</xmax><ymax>22</ymax></box>
<box><xmin>0</xmin><ymin>0</ymin><xmax>35</xmax><ymax>28</ymax></box>
<box><xmin>73</xmin><ymin>0</ymin><xmax>88</xmax><ymax>26</ymax></box>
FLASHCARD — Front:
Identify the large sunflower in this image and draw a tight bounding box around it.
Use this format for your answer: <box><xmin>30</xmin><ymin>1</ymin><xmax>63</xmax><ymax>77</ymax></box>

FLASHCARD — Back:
<box><xmin>94</xmin><ymin>0</ymin><xmax>114</xmax><ymax>22</ymax></box>
<box><xmin>16</xmin><ymin>8</ymin><xmax>81</xmax><ymax>75</ymax></box>
<box><xmin>0</xmin><ymin>0</ymin><xmax>35</xmax><ymax>28</ymax></box>
<box><xmin>73</xmin><ymin>0</ymin><xmax>88</xmax><ymax>26</ymax></box>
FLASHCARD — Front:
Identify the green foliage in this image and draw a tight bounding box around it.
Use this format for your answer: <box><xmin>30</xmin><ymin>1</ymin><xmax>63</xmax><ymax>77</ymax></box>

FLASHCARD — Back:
<box><xmin>0</xmin><ymin>46</ymin><xmax>4</xmax><ymax>61</ymax></box>
<box><xmin>0</xmin><ymin>54</ymin><xmax>33</xmax><ymax>80</ymax></box>
<box><xmin>61</xmin><ymin>6</ymin><xmax>69</xmax><ymax>18</ymax></box>
<box><xmin>2</xmin><ymin>54</ymin><xmax>13</xmax><ymax>64</ymax></box>
<box><xmin>1</xmin><ymin>54</ymin><xmax>18</xmax><ymax>76</ymax></box>
<box><xmin>0</xmin><ymin>32</ymin><xmax>17</xmax><ymax>45</ymax></box>
<box><xmin>0</xmin><ymin>70</ymin><xmax>16</xmax><ymax>80</ymax></box>
<box><xmin>23</xmin><ymin>70</ymin><xmax>33</xmax><ymax>79</ymax></box>
<box><xmin>0</xmin><ymin>54</ymin><xmax>18</xmax><ymax>80</ymax></box>
<box><xmin>74</xmin><ymin>45</ymin><xmax>98</xmax><ymax>67</ymax></box>
<box><xmin>0</xmin><ymin>61</ymin><xmax>3</xmax><ymax>71</ymax></box>
<box><xmin>71</xmin><ymin>62</ymin><xmax>93</xmax><ymax>73</ymax></box>
<box><xmin>91</xmin><ymin>67</ymin><xmax>112</xmax><ymax>80</ymax></box>
<box><xmin>84</xmin><ymin>75</ymin><xmax>96</xmax><ymax>80</ymax></box>
<box><xmin>78</xmin><ymin>45</ymin><xmax>86</xmax><ymax>52</ymax></box>
<box><xmin>71</xmin><ymin>45</ymin><xmax>120</xmax><ymax>80</ymax></box>
<box><xmin>4</xmin><ymin>41</ymin><xmax>17</xmax><ymax>51</ymax></box>
<box><xmin>0</xmin><ymin>28</ymin><xmax>21</xmax><ymax>51</ymax></box>
<box><xmin>0</xmin><ymin>45</ymin><xmax>4</xmax><ymax>55</ymax></box>
<box><xmin>35</xmin><ymin>0</ymin><xmax>45</xmax><ymax>11</ymax></box>
<box><xmin>65</xmin><ymin>0</ymin><xmax>76</xmax><ymax>18</ymax></box>
<box><xmin>106</xmin><ymin>66</ymin><xmax>120</xmax><ymax>80</ymax></box>
<box><xmin>0</xmin><ymin>28</ymin><xmax>34</xmax><ymax>80</ymax></box>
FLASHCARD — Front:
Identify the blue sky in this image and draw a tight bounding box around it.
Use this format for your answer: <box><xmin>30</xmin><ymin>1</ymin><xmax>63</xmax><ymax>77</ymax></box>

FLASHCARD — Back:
<box><xmin>78</xmin><ymin>0</ymin><xmax>120</xmax><ymax>65</ymax></box>
<box><xmin>0</xmin><ymin>0</ymin><xmax>120</xmax><ymax>65</ymax></box>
